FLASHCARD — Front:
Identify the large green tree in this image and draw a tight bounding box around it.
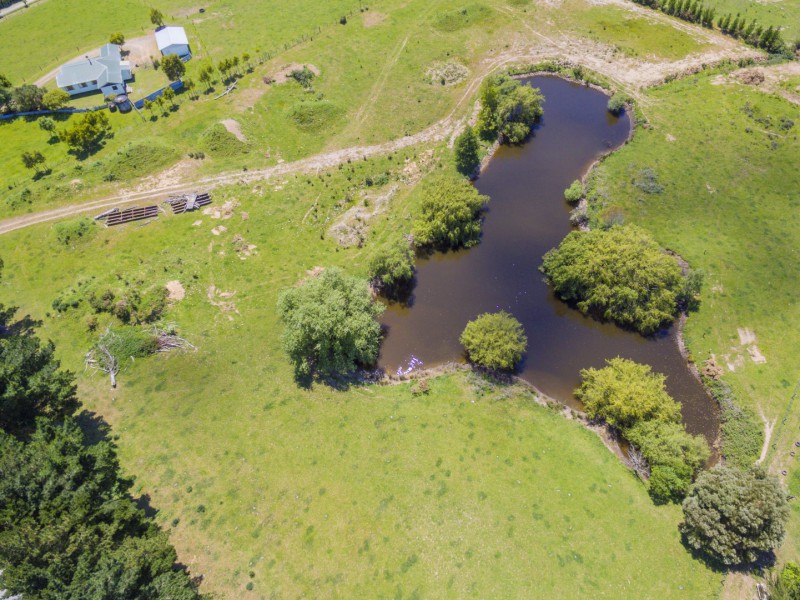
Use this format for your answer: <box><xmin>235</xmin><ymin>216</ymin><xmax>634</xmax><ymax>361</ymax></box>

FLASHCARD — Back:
<box><xmin>575</xmin><ymin>357</ymin><xmax>681</xmax><ymax>430</ymax></box>
<box><xmin>541</xmin><ymin>225</ymin><xmax>687</xmax><ymax>334</ymax></box>
<box><xmin>0</xmin><ymin>419</ymin><xmax>199</xmax><ymax>599</ymax></box>
<box><xmin>0</xmin><ymin>334</ymin><xmax>78</xmax><ymax>436</ymax></box>
<box><xmin>681</xmin><ymin>466</ymin><xmax>789</xmax><ymax>566</ymax></box>
<box><xmin>161</xmin><ymin>55</ymin><xmax>186</xmax><ymax>82</ymax></box>
<box><xmin>477</xmin><ymin>74</ymin><xmax>543</xmax><ymax>144</ymax></box>
<box><xmin>460</xmin><ymin>311</ymin><xmax>527</xmax><ymax>370</ymax></box>
<box><xmin>11</xmin><ymin>84</ymin><xmax>45</xmax><ymax>112</ymax></box>
<box><xmin>413</xmin><ymin>175</ymin><xmax>489</xmax><ymax>249</ymax></box>
<box><xmin>627</xmin><ymin>420</ymin><xmax>710</xmax><ymax>503</ymax></box>
<box><xmin>278</xmin><ymin>268</ymin><xmax>384</xmax><ymax>377</ymax></box>
<box><xmin>58</xmin><ymin>111</ymin><xmax>111</xmax><ymax>154</ymax></box>
<box><xmin>41</xmin><ymin>88</ymin><xmax>70</xmax><ymax>110</ymax></box>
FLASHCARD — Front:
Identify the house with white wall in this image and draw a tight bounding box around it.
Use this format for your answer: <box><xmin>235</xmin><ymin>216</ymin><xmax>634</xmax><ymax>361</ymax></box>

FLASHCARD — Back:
<box><xmin>56</xmin><ymin>44</ymin><xmax>131</xmax><ymax>97</ymax></box>
<box><xmin>155</xmin><ymin>26</ymin><xmax>190</xmax><ymax>57</ymax></box>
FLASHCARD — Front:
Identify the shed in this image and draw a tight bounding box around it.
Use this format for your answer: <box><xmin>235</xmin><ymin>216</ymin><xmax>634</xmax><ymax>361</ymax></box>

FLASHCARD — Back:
<box><xmin>155</xmin><ymin>26</ymin><xmax>190</xmax><ymax>57</ymax></box>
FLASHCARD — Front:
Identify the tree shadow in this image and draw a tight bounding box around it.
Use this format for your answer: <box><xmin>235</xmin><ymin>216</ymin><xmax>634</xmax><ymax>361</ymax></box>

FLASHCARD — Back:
<box><xmin>32</xmin><ymin>168</ymin><xmax>52</xmax><ymax>181</ymax></box>
<box><xmin>134</xmin><ymin>493</ymin><xmax>159</xmax><ymax>519</ymax></box>
<box><xmin>75</xmin><ymin>409</ymin><xmax>113</xmax><ymax>445</ymax></box>
<box><xmin>679</xmin><ymin>530</ymin><xmax>777</xmax><ymax>574</ymax></box>
<box><xmin>294</xmin><ymin>365</ymin><xmax>385</xmax><ymax>391</ymax></box>
<box><xmin>1</xmin><ymin>311</ymin><xmax>41</xmax><ymax>337</ymax></box>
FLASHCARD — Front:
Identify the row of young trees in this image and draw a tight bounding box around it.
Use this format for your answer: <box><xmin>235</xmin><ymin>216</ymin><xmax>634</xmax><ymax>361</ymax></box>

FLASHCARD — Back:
<box><xmin>630</xmin><ymin>0</ymin><xmax>787</xmax><ymax>53</ymax></box>
<box><xmin>0</xmin><ymin>259</ymin><xmax>201</xmax><ymax>598</ymax></box>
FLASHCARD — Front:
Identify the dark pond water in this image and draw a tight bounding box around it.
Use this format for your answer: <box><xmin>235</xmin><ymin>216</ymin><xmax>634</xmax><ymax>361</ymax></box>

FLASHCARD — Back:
<box><xmin>379</xmin><ymin>75</ymin><xmax>719</xmax><ymax>441</ymax></box>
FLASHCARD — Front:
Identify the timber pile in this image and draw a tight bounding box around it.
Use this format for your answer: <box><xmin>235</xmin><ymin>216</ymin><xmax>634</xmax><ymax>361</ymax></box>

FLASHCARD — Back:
<box><xmin>105</xmin><ymin>205</ymin><xmax>159</xmax><ymax>227</ymax></box>
<box><xmin>166</xmin><ymin>192</ymin><xmax>212</xmax><ymax>214</ymax></box>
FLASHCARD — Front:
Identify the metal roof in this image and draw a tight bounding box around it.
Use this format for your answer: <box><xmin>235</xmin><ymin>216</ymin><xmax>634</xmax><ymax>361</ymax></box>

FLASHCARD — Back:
<box><xmin>55</xmin><ymin>44</ymin><xmax>127</xmax><ymax>88</ymax></box>
<box><xmin>155</xmin><ymin>26</ymin><xmax>189</xmax><ymax>50</ymax></box>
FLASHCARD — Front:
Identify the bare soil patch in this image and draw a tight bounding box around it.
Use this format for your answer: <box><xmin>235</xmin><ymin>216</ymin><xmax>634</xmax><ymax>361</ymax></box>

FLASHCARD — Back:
<box><xmin>210</xmin><ymin>225</ymin><xmax>227</xmax><ymax>236</ymax></box>
<box><xmin>269</xmin><ymin>63</ymin><xmax>321</xmax><ymax>84</ymax></box>
<box><xmin>363</xmin><ymin>11</ymin><xmax>387</xmax><ymax>27</ymax></box>
<box><xmin>328</xmin><ymin>185</ymin><xmax>399</xmax><ymax>248</ymax></box>
<box><xmin>166</xmin><ymin>280</ymin><xmax>186</xmax><ymax>301</ymax></box>
<box><xmin>124</xmin><ymin>35</ymin><xmax>160</xmax><ymax>68</ymax></box>
<box><xmin>203</xmin><ymin>200</ymin><xmax>238</xmax><ymax>220</ymax></box>
<box><xmin>221</xmin><ymin>119</ymin><xmax>247</xmax><ymax>142</ymax></box>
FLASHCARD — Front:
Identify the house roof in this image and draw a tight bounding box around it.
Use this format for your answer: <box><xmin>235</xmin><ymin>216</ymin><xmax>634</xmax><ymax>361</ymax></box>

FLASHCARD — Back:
<box><xmin>55</xmin><ymin>43</ymin><xmax>128</xmax><ymax>88</ymax></box>
<box><xmin>155</xmin><ymin>26</ymin><xmax>189</xmax><ymax>50</ymax></box>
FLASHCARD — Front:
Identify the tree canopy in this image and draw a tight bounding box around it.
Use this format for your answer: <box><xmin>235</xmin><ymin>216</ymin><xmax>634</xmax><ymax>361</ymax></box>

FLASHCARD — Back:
<box><xmin>575</xmin><ymin>357</ymin><xmax>681</xmax><ymax>430</ymax></box>
<box><xmin>477</xmin><ymin>74</ymin><xmax>543</xmax><ymax>144</ymax></box>
<box><xmin>0</xmin><ymin>419</ymin><xmax>199</xmax><ymax>599</ymax></box>
<box><xmin>681</xmin><ymin>466</ymin><xmax>789</xmax><ymax>566</ymax></box>
<box><xmin>541</xmin><ymin>225</ymin><xmax>687</xmax><ymax>334</ymax></box>
<box><xmin>627</xmin><ymin>419</ymin><xmax>710</xmax><ymax>503</ymax></box>
<box><xmin>454</xmin><ymin>126</ymin><xmax>480</xmax><ymax>176</ymax></box>
<box><xmin>161</xmin><ymin>55</ymin><xmax>186</xmax><ymax>82</ymax></box>
<box><xmin>58</xmin><ymin>111</ymin><xmax>111</xmax><ymax>154</ymax></box>
<box><xmin>460</xmin><ymin>311</ymin><xmax>527</xmax><ymax>370</ymax></box>
<box><xmin>41</xmin><ymin>88</ymin><xmax>70</xmax><ymax>110</ymax></box>
<box><xmin>278</xmin><ymin>268</ymin><xmax>384</xmax><ymax>377</ymax></box>
<box><xmin>413</xmin><ymin>174</ymin><xmax>488</xmax><ymax>250</ymax></box>
<box><xmin>11</xmin><ymin>84</ymin><xmax>45</xmax><ymax>112</ymax></box>
<box><xmin>150</xmin><ymin>8</ymin><xmax>165</xmax><ymax>27</ymax></box>
<box><xmin>369</xmin><ymin>238</ymin><xmax>415</xmax><ymax>298</ymax></box>
<box><xmin>0</xmin><ymin>333</ymin><xmax>78</xmax><ymax>436</ymax></box>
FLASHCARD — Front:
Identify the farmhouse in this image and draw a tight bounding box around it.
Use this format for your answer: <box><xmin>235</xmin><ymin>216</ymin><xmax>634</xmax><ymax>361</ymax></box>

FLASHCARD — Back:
<box><xmin>56</xmin><ymin>44</ymin><xmax>131</xmax><ymax>97</ymax></box>
<box><xmin>155</xmin><ymin>26</ymin><xmax>191</xmax><ymax>57</ymax></box>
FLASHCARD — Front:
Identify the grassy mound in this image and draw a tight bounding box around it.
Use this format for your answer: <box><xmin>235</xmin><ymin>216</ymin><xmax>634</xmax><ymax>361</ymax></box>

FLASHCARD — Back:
<box><xmin>287</xmin><ymin>100</ymin><xmax>344</xmax><ymax>132</ymax></box>
<box><xmin>103</xmin><ymin>142</ymin><xmax>179</xmax><ymax>182</ymax></box>
<box><xmin>200</xmin><ymin>124</ymin><xmax>250</xmax><ymax>157</ymax></box>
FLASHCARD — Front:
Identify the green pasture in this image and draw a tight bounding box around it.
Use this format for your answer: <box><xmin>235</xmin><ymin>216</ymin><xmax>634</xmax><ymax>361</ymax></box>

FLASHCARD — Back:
<box><xmin>0</xmin><ymin>162</ymin><xmax>722</xmax><ymax>594</ymax></box>
<box><xmin>591</xmin><ymin>72</ymin><xmax>800</xmax><ymax>557</ymax></box>
<box><xmin>0</xmin><ymin>0</ymin><xmax>725</xmax><ymax>214</ymax></box>
<box><xmin>560</xmin><ymin>2</ymin><xmax>711</xmax><ymax>60</ymax></box>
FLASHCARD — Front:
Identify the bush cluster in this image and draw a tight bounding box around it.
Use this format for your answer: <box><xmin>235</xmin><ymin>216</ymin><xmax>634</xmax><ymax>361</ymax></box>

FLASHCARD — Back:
<box><xmin>477</xmin><ymin>74</ymin><xmax>544</xmax><ymax>144</ymax></box>
<box><xmin>541</xmin><ymin>225</ymin><xmax>693</xmax><ymax>335</ymax></box>
<box><xmin>460</xmin><ymin>311</ymin><xmax>527</xmax><ymax>370</ymax></box>
<box><xmin>412</xmin><ymin>174</ymin><xmax>489</xmax><ymax>250</ymax></box>
<box><xmin>576</xmin><ymin>358</ymin><xmax>709</xmax><ymax>504</ymax></box>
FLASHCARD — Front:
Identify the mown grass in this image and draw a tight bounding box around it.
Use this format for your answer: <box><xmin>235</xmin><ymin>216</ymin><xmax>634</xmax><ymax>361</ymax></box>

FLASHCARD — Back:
<box><xmin>0</xmin><ymin>160</ymin><xmax>722</xmax><ymax>594</ymax></box>
<box><xmin>588</xmin><ymin>71</ymin><xmax>800</xmax><ymax>557</ymax></box>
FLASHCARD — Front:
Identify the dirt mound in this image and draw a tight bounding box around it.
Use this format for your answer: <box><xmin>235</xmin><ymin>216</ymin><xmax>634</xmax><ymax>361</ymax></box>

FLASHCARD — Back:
<box><xmin>166</xmin><ymin>280</ymin><xmax>185</xmax><ymax>301</ymax></box>
<box><xmin>735</xmin><ymin>69</ymin><xmax>765</xmax><ymax>86</ymax></box>
<box><xmin>220</xmin><ymin>119</ymin><xmax>247</xmax><ymax>142</ymax></box>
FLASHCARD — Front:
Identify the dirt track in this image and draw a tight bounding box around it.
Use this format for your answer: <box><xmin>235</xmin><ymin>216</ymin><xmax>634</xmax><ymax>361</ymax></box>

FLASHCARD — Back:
<box><xmin>0</xmin><ymin>12</ymin><xmax>760</xmax><ymax>236</ymax></box>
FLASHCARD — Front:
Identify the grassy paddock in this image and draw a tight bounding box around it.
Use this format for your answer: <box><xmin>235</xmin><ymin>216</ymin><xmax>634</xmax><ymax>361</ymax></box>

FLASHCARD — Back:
<box><xmin>0</xmin><ymin>148</ymin><xmax>723</xmax><ymax>596</ymax></box>
<box><xmin>588</xmin><ymin>71</ymin><xmax>800</xmax><ymax>557</ymax></box>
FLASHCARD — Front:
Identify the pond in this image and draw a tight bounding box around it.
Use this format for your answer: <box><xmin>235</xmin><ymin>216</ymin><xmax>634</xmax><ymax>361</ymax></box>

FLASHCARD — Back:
<box><xmin>379</xmin><ymin>75</ymin><xmax>719</xmax><ymax>442</ymax></box>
